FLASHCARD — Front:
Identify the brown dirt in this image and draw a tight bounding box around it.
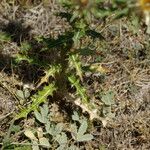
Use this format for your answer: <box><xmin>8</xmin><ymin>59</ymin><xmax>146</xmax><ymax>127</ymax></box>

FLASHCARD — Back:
<box><xmin>0</xmin><ymin>0</ymin><xmax>149</xmax><ymax>149</ymax></box>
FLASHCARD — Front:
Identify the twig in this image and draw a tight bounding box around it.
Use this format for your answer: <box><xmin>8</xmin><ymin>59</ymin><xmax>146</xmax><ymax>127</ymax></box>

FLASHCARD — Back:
<box><xmin>0</xmin><ymin>111</ymin><xmax>14</xmax><ymax>121</ymax></box>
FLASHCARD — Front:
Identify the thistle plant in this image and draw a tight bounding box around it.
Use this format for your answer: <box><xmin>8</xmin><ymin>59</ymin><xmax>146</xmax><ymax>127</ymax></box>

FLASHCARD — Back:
<box><xmin>15</xmin><ymin>0</ymin><xmax>132</xmax><ymax>124</ymax></box>
<box><xmin>1</xmin><ymin>0</ymin><xmax>148</xmax><ymax>150</ymax></box>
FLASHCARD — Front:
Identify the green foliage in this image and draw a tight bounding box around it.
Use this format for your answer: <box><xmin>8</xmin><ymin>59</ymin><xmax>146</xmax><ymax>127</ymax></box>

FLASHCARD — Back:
<box><xmin>100</xmin><ymin>91</ymin><xmax>115</xmax><ymax>118</ymax></box>
<box><xmin>24</xmin><ymin>104</ymin><xmax>93</xmax><ymax>149</ymax></box>
<box><xmin>16</xmin><ymin>83</ymin><xmax>57</xmax><ymax>119</ymax></box>
<box><xmin>69</xmin><ymin>54</ymin><xmax>83</xmax><ymax>81</ymax></box>
<box><xmin>34</xmin><ymin>104</ymin><xmax>49</xmax><ymax>124</ymax></box>
<box><xmin>36</xmin><ymin>65</ymin><xmax>61</xmax><ymax>88</ymax></box>
<box><xmin>20</xmin><ymin>42</ymin><xmax>31</xmax><ymax>53</ymax></box>
<box><xmin>101</xmin><ymin>91</ymin><xmax>115</xmax><ymax>106</ymax></box>
<box><xmin>71</xmin><ymin>119</ymin><xmax>94</xmax><ymax>142</ymax></box>
<box><xmin>14</xmin><ymin>0</ymin><xmax>122</xmax><ymax>123</ymax></box>
<box><xmin>16</xmin><ymin>88</ymin><xmax>30</xmax><ymax>100</ymax></box>
<box><xmin>68</xmin><ymin>75</ymin><xmax>88</xmax><ymax>103</ymax></box>
<box><xmin>1</xmin><ymin>0</ymin><xmax>147</xmax><ymax>149</ymax></box>
<box><xmin>15</xmin><ymin>53</ymin><xmax>34</xmax><ymax>64</ymax></box>
<box><xmin>0</xmin><ymin>32</ymin><xmax>11</xmax><ymax>42</ymax></box>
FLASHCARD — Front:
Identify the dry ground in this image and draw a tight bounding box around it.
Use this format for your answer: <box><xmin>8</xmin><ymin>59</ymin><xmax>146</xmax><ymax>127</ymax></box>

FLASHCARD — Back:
<box><xmin>0</xmin><ymin>0</ymin><xmax>150</xmax><ymax>149</ymax></box>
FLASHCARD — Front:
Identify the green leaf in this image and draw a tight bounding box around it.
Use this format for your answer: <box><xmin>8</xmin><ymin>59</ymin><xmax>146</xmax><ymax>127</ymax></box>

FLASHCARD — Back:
<box><xmin>113</xmin><ymin>0</ymin><xmax>127</xmax><ymax>4</ymax></box>
<box><xmin>45</xmin><ymin>122</ymin><xmax>55</xmax><ymax>135</ymax></box>
<box><xmin>15</xmin><ymin>54</ymin><xmax>34</xmax><ymax>64</ymax></box>
<box><xmin>101</xmin><ymin>91</ymin><xmax>115</xmax><ymax>106</ymax></box>
<box><xmin>54</xmin><ymin>123</ymin><xmax>64</xmax><ymax>135</ymax></box>
<box><xmin>34</xmin><ymin>110</ymin><xmax>43</xmax><ymax>123</ymax></box>
<box><xmin>36</xmin><ymin>65</ymin><xmax>61</xmax><ymax>88</ymax></box>
<box><xmin>71</xmin><ymin>124</ymin><xmax>78</xmax><ymax>140</ymax></box>
<box><xmin>72</xmin><ymin>111</ymin><xmax>80</xmax><ymax>121</ymax></box>
<box><xmin>40</xmin><ymin>104</ymin><xmax>49</xmax><ymax>118</ymax></box>
<box><xmin>70</xmin><ymin>11</ymin><xmax>80</xmax><ymax>22</ymax></box>
<box><xmin>69</xmin><ymin>54</ymin><xmax>83</xmax><ymax>81</ymax></box>
<box><xmin>46</xmin><ymin>122</ymin><xmax>63</xmax><ymax>136</ymax></box>
<box><xmin>34</xmin><ymin>104</ymin><xmax>49</xmax><ymax>124</ymax></box>
<box><xmin>15</xmin><ymin>83</ymin><xmax>56</xmax><ymax>119</ymax></box>
<box><xmin>114</xmin><ymin>8</ymin><xmax>129</xmax><ymax>19</ymax></box>
<box><xmin>11</xmin><ymin>125</ymin><xmax>21</xmax><ymax>133</ymax></box>
<box><xmin>77</xmin><ymin>134</ymin><xmax>93</xmax><ymax>142</ymax></box>
<box><xmin>20</xmin><ymin>42</ymin><xmax>31</xmax><ymax>52</ymax></box>
<box><xmin>24</xmin><ymin>89</ymin><xmax>30</xmax><ymax>98</ymax></box>
<box><xmin>77</xmin><ymin>119</ymin><xmax>87</xmax><ymax>136</ymax></box>
<box><xmin>67</xmin><ymin>145</ymin><xmax>80</xmax><ymax>150</ymax></box>
<box><xmin>0</xmin><ymin>32</ymin><xmax>11</xmax><ymax>41</ymax></box>
<box><xmin>68</xmin><ymin>75</ymin><xmax>88</xmax><ymax>103</ymax></box>
<box><xmin>16</xmin><ymin>90</ymin><xmax>25</xmax><ymax>99</ymax></box>
<box><xmin>55</xmin><ymin>132</ymin><xmax>67</xmax><ymax>145</ymax></box>
<box><xmin>16</xmin><ymin>89</ymin><xmax>30</xmax><ymax>99</ymax></box>
<box><xmin>39</xmin><ymin>137</ymin><xmax>51</xmax><ymax>148</ymax></box>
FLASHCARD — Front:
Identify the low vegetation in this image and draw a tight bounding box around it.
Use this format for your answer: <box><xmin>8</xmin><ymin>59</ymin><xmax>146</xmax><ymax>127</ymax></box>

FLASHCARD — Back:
<box><xmin>0</xmin><ymin>0</ymin><xmax>149</xmax><ymax>149</ymax></box>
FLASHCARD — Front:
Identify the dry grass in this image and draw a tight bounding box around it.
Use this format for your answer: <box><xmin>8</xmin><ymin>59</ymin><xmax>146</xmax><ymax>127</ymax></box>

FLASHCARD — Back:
<box><xmin>0</xmin><ymin>0</ymin><xmax>150</xmax><ymax>149</ymax></box>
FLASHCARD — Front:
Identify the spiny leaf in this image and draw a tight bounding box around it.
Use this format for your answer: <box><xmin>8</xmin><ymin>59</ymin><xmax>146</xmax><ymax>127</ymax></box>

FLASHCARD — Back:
<box><xmin>68</xmin><ymin>75</ymin><xmax>88</xmax><ymax>103</ymax></box>
<box><xmin>74</xmin><ymin>98</ymin><xmax>109</xmax><ymax>126</ymax></box>
<box><xmin>36</xmin><ymin>65</ymin><xmax>61</xmax><ymax>88</ymax></box>
<box><xmin>15</xmin><ymin>84</ymin><xmax>57</xmax><ymax>120</ymax></box>
<box><xmin>69</xmin><ymin>54</ymin><xmax>83</xmax><ymax>81</ymax></box>
<box><xmin>15</xmin><ymin>54</ymin><xmax>34</xmax><ymax>64</ymax></box>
